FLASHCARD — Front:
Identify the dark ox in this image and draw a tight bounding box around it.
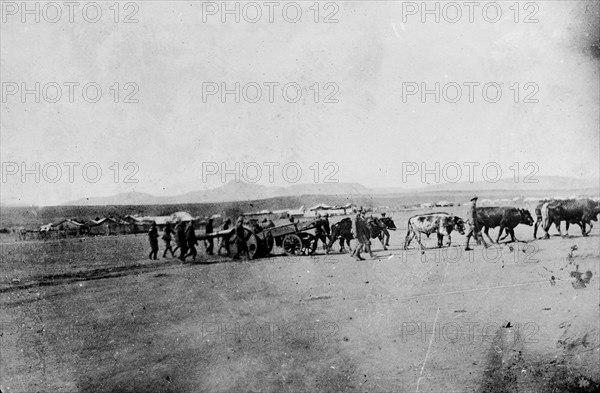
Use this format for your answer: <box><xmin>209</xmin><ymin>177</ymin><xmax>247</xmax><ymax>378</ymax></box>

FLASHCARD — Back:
<box><xmin>326</xmin><ymin>216</ymin><xmax>397</xmax><ymax>253</ymax></box>
<box><xmin>380</xmin><ymin>217</ymin><xmax>397</xmax><ymax>231</ymax></box>
<box><xmin>404</xmin><ymin>212</ymin><xmax>465</xmax><ymax>251</ymax></box>
<box><xmin>541</xmin><ymin>199</ymin><xmax>600</xmax><ymax>239</ymax></box>
<box><xmin>468</xmin><ymin>206</ymin><xmax>534</xmax><ymax>245</ymax></box>
<box><xmin>533</xmin><ymin>199</ymin><xmax>572</xmax><ymax>238</ymax></box>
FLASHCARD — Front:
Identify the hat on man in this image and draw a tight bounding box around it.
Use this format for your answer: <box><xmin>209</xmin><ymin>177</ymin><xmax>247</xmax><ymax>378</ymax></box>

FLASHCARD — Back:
<box><xmin>470</xmin><ymin>195</ymin><xmax>478</xmax><ymax>202</ymax></box>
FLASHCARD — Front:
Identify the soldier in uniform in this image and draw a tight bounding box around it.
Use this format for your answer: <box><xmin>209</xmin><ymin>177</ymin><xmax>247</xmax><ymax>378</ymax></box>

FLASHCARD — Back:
<box><xmin>351</xmin><ymin>207</ymin><xmax>371</xmax><ymax>260</ymax></box>
<box><xmin>380</xmin><ymin>212</ymin><xmax>391</xmax><ymax>247</ymax></box>
<box><xmin>176</xmin><ymin>221</ymin><xmax>188</xmax><ymax>261</ymax></box>
<box><xmin>465</xmin><ymin>196</ymin><xmax>488</xmax><ymax>251</ymax></box>
<box><xmin>205</xmin><ymin>218</ymin><xmax>214</xmax><ymax>255</ymax></box>
<box><xmin>186</xmin><ymin>220</ymin><xmax>198</xmax><ymax>261</ymax></box>
<box><xmin>314</xmin><ymin>213</ymin><xmax>331</xmax><ymax>251</ymax></box>
<box><xmin>162</xmin><ymin>222</ymin><xmax>175</xmax><ymax>258</ymax></box>
<box><xmin>364</xmin><ymin>213</ymin><xmax>376</xmax><ymax>258</ymax></box>
<box><xmin>323</xmin><ymin>213</ymin><xmax>331</xmax><ymax>247</ymax></box>
<box><xmin>218</xmin><ymin>218</ymin><xmax>232</xmax><ymax>256</ymax></box>
<box><xmin>148</xmin><ymin>222</ymin><xmax>159</xmax><ymax>260</ymax></box>
<box><xmin>233</xmin><ymin>216</ymin><xmax>248</xmax><ymax>260</ymax></box>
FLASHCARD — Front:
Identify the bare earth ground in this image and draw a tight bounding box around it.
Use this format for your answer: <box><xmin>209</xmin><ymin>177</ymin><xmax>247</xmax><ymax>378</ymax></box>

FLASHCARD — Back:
<box><xmin>1</xmin><ymin>209</ymin><xmax>599</xmax><ymax>393</ymax></box>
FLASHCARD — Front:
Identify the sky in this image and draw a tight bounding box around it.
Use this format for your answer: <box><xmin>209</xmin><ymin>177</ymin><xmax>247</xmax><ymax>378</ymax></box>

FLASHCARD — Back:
<box><xmin>1</xmin><ymin>0</ymin><xmax>599</xmax><ymax>206</ymax></box>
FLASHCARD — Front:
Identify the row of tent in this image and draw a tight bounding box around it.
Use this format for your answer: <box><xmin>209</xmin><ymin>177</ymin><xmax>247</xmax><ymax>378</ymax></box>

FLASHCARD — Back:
<box><xmin>419</xmin><ymin>201</ymin><xmax>455</xmax><ymax>208</ymax></box>
<box><xmin>419</xmin><ymin>199</ymin><xmax>512</xmax><ymax>208</ymax></box>
<box><xmin>40</xmin><ymin>216</ymin><xmax>150</xmax><ymax>236</ymax></box>
<box><xmin>38</xmin><ymin>211</ymin><xmax>208</xmax><ymax>236</ymax></box>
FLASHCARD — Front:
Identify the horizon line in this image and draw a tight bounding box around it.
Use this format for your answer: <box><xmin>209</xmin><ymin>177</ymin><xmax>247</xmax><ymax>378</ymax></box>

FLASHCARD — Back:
<box><xmin>3</xmin><ymin>185</ymin><xmax>599</xmax><ymax>208</ymax></box>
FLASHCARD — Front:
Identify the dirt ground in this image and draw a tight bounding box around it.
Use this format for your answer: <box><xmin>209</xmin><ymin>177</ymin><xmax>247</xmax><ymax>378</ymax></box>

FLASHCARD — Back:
<box><xmin>1</xmin><ymin>209</ymin><xmax>599</xmax><ymax>393</ymax></box>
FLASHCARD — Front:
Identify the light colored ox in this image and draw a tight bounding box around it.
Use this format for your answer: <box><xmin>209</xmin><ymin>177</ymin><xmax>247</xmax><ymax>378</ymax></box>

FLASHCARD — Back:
<box><xmin>404</xmin><ymin>212</ymin><xmax>466</xmax><ymax>252</ymax></box>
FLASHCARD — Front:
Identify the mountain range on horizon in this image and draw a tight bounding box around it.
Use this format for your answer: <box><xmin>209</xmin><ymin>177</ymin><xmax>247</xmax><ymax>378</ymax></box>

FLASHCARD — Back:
<box><xmin>51</xmin><ymin>176</ymin><xmax>599</xmax><ymax>207</ymax></box>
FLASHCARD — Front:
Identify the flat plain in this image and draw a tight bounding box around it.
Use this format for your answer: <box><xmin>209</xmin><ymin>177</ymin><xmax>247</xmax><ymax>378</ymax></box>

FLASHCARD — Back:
<box><xmin>1</xmin><ymin>208</ymin><xmax>598</xmax><ymax>393</ymax></box>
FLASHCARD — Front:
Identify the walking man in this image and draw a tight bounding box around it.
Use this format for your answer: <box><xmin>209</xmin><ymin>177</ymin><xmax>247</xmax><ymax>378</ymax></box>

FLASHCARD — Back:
<box><xmin>380</xmin><ymin>212</ymin><xmax>391</xmax><ymax>247</ymax></box>
<box><xmin>233</xmin><ymin>216</ymin><xmax>248</xmax><ymax>260</ymax></box>
<box><xmin>148</xmin><ymin>222</ymin><xmax>159</xmax><ymax>260</ymax></box>
<box><xmin>218</xmin><ymin>218</ymin><xmax>232</xmax><ymax>256</ymax></box>
<box><xmin>315</xmin><ymin>213</ymin><xmax>330</xmax><ymax>251</ymax></box>
<box><xmin>465</xmin><ymin>196</ymin><xmax>489</xmax><ymax>251</ymax></box>
<box><xmin>364</xmin><ymin>214</ymin><xmax>376</xmax><ymax>258</ymax></box>
<box><xmin>205</xmin><ymin>218</ymin><xmax>214</xmax><ymax>255</ymax></box>
<box><xmin>351</xmin><ymin>207</ymin><xmax>370</xmax><ymax>260</ymax></box>
<box><xmin>162</xmin><ymin>222</ymin><xmax>175</xmax><ymax>258</ymax></box>
<box><xmin>176</xmin><ymin>221</ymin><xmax>188</xmax><ymax>261</ymax></box>
<box><xmin>186</xmin><ymin>220</ymin><xmax>198</xmax><ymax>261</ymax></box>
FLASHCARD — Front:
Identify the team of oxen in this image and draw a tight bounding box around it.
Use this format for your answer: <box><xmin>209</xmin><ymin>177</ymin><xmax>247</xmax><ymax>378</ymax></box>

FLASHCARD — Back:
<box><xmin>326</xmin><ymin>216</ymin><xmax>397</xmax><ymax>253</ymax></box>
<box><xmin>325</xmin><ymin>198</ymin><xmax>600</xmax><ymax>253</ymax></box>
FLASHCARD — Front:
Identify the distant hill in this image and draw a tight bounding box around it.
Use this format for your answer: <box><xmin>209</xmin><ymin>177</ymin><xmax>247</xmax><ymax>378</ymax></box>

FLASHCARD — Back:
<box><xmin>64</xmin><ymin>182</ymin><xmax>376</xmax><ymax>206</ymax></box>
<box><xmin>416</xmin><ymin>176</ymin><xmax>599</xmax><ymax>193</ymax></box>
<box><xmin>61</xmin><ymin>176</ymin><xmax>598</xmax><ymax>206</ymax></box>
<box><xmin>168</xmin><ymin>181</ymin><xmax>373</xmax><ymax>204</ymax></box>
<box><xmin>66</xmin><ymin>192</ymin><xmax>159</xmax><ymax>206</ymax></box>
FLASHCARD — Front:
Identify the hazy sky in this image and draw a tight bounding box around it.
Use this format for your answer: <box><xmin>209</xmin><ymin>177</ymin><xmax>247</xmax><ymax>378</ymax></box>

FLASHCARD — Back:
<box><xmin>1</xmin><ymin>1</ymin><xmax>599</xmax><ymax>205</ymax></box>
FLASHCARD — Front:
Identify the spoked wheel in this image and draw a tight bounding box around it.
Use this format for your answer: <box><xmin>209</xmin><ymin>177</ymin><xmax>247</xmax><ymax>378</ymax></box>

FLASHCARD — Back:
<box><xmin>299</xmin><ymin>233</ymin><xmax>317</xmax><ymax>255</ymax></box>
<box><xmin>283</xmin><ymin>234</ymin><xmax>303</xmax><ymax>255</ymax></box>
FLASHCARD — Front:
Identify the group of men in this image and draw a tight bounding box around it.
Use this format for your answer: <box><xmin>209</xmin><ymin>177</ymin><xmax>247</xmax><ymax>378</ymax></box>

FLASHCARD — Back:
<box><xmin>148</xmin><ymin>215</ymin><xmax>249</xmax><ymax>262</ymax></box>
<box><xmin>148</xmin><ymin>220</ymin><xmax>200</xmax><ymax>261</ymax></box>
<box><xmin>349</xmin><ymin>207</ymin><xmax>390</xmax><ymax>261</ymax></box>
<box><xmin>350</xmin><ymin>207</ymin><xmax>372</xmax><ymax>260</ymax></box>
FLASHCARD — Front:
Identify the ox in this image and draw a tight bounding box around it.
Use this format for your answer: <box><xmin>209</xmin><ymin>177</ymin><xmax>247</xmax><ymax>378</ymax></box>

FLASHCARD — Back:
<box><xmin>533</xmin><ymin>199</ymin><xmax>575</xmax><ymax>238</ymax></box>
<box><xmin>380</xmin><ymin>217</ymin><xmax>397</xmax><ymax>231</ymax></box>
<box><xmin>468</xmin><ymin>207</ymin><xmax>534</xmax><ymax>246</ymax></box>
<box><xmin>541</xmin><ymin>199</ymin><xmax>600</xmax><ymax>239</ymax></box>
<box><xmin>326</xmin><ymin>216</ymin><xmax>397</xmax><ymax>253</ymax></box>
<box><xmin>404</xmin><ymin>212</ymin><xmax>465</xmax><ymax>251</ymax></box>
